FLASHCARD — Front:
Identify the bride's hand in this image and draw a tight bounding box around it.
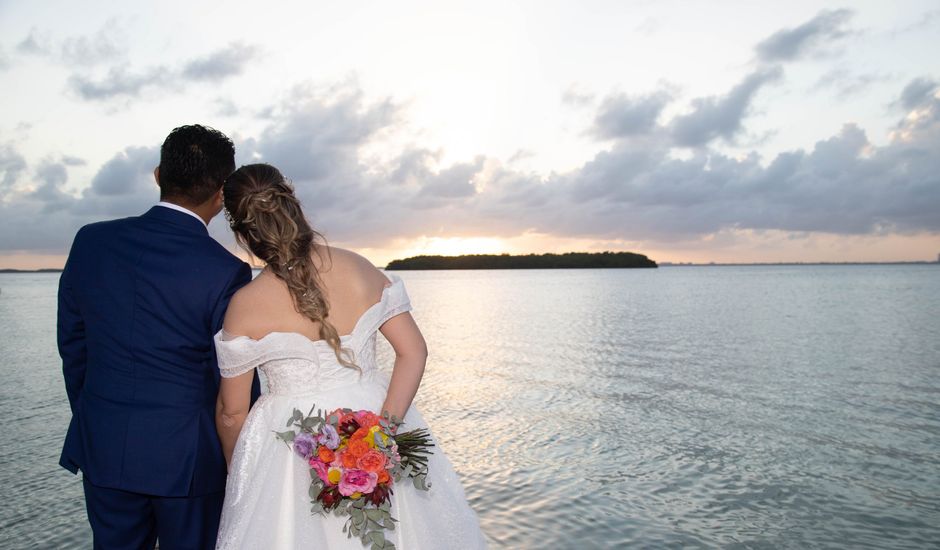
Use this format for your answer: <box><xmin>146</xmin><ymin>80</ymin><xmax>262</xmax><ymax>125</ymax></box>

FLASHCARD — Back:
<box><xmin>379</xmin><ymin>312</ymin><xmax>427</xmax><ymax>424</ymax></box>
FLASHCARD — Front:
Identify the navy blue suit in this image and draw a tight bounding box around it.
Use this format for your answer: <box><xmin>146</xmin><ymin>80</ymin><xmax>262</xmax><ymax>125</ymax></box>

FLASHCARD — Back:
<box><xmin>58</xmin><ymin>206</ymin><xmax>254</xmax><ymax>549</ymax></box>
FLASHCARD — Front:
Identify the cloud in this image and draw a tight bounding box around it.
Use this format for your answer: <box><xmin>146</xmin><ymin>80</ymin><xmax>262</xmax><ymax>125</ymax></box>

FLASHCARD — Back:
<box><xmin>592</xmin><ymin>91</ymin><xmax>672</xmax><ymax>139</ymax></box>
<box><xmin>60</xmin><ymin>20</ymin><xmax>124</xmax><ymax>66</ymax></box>
<box><xmin>897</xmin><ymin>77</ymin><xmax>938</xmax><ymax>110</ymax></box>
<box><xmin>561</xmin><ymin>85</ymin><xmax>594</xmax><ymax>107</ymax></box>
<box><xmin>4</xmin><ymin>79</ymin><xmax>939</xmax><ymax>257</ymax></box>
<box><xmin>590</xmin><ymin>65</ymin><xmax>781</xmax><ymax>148</ymax></box>
<box><xmin>0</xmin><ymin>141</ymin><xmax>27</xmax><ymax>190</ymax></box>
<box><xmin>214</xmin><ymin>97</ymin><xmax>240</xmax><ymax>117</ymax></box>
<box><xmin>755</xmin><ymin>9</ymin><xmax>854</xmax><ymax>62</ymax></box>
<box><xmin>549</xmin><ymin>116</ymin><xmax>940</xmax><ymax>240</ymax></box>
<box><xmin>61</xmin><ymin>155</ymin><xmax>87</xmax><ymax>166</ymax></box>
<box><xmin>15</xmin><ymin>27</ymin><xmax>51</xmax><ymax>55</ymax></box>
<box><xmin>30</xmin><ymin>159</ymin><xmax>73</xmax><ymax>212</ymax></box>
<box><xmin>814</xmin><ymin>68</ymin><xmax>890</xmax><ymax>98</ymax></box>
<box><xmin>888</xmin><ymin>8</ymin><xmax>940</xmax><ymax>36</ymax></box>
<box><xmin>68</xmin><ymin>65</ymin><xmax>166</xmax><ymax>101</ymax></box>
<box><xmin>16</xmin><ymin>22</ymin><xmax>123</xmax><ymax>66</ymax></box>
<box><xmin>239</xmin><ymin>80</ymin><xmax>940</xmax><ymax>249</ymax></box>
<box><xmin>0</xmin><ymin>146</ymin><xmax>158</xmax><ymax>251</ymax></box>
<box><xmin>68</xmin><ymin>43</ymin><xmax>261</xmax><ymax>101</ymax></box>
<box><xmin>416</xmin><ymin>156</ymin><xmax>485</xmax><ymax>200</ymax></box>
<box><xmin>181</xmin><ymin>43</ymin><xmax>260</xmax><ymax>81</ymax></box>
<box><xmin>669</xmin><ymin>67</ymin><xmax>782</xmax><ymax>147</ymax></box>
<box><xmin>0</xmin><ymin>45</ymin><xmax>10</xmax><ymax>71</ymax></box>
<box><xmin>86</xmin><ymin>146</ymin><xmax>157</xmax><ymax>198</ymax></box>
<box><xmin>241</xmin><ymin>84</ymin><xmax>397</xmax><ymax>187</ymax></box>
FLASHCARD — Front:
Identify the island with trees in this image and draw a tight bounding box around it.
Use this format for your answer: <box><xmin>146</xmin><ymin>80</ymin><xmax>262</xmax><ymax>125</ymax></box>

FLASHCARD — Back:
<box><xmin>385</xmin><ymin>251</ymin><xmax>657</xmax><ymax>270</ymax></box>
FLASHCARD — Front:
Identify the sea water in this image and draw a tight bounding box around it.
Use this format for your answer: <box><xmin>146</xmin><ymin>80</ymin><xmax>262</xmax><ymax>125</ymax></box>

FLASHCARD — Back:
<box><xmin>1</xmin><ymin>266</ymin><xmax>938</xmax><ymax>548</ymax></box>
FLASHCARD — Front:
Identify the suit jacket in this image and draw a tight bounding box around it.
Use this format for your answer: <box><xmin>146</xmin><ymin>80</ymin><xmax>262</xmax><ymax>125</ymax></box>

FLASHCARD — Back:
<box><xmin>58</xmin><ymin>206</ymin><xmax>253</xmax><ymax>497</ymax></box>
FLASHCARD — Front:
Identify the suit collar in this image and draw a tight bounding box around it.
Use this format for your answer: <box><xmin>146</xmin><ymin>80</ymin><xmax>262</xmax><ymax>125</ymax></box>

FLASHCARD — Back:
<box><xmin>142</xmin><ymin>206</ymin><xmax>210</xmax><ymax>235</ymax></box>
<box><xmin>155</xmin><ymin>201</ymin><xmax>208</xmax><ymax>228</ymax></box>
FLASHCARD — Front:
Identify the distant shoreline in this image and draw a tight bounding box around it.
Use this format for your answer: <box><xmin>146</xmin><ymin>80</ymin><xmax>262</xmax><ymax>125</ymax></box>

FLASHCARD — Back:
<box><xmin>1</xmin><ymin>262</ymin><xmax>937</xmax><ymax>274</ymax></box>
<box><xmin>385</xmin><ymin>252</ymin><xmax>657</xmax><ymax>270</ymax></box>
<box><xmin>660</xmin><ymin>261</ymin><xmax>939</xmax><ymax>267</ymax></box>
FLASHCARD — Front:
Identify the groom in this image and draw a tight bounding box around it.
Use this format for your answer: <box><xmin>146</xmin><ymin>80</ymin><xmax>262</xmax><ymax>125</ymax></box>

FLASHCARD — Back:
<box><xmin>58</xmin><ymin>125</ymin><xmax>255</xmax><ymax>549</ymax></box>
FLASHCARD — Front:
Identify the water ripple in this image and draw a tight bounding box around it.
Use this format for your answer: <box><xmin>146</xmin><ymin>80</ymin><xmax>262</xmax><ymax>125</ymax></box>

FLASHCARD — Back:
<box><xmin>3</xmin><ymin>266</ymin><xmax>940</xmax><ymax>548</ymax></box>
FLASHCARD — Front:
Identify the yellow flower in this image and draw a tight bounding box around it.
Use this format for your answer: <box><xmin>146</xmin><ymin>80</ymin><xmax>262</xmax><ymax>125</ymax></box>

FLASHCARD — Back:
<box><xmin>327</xmin><ymin>467</ymin><xmax>341</xmax><ymax>485</ymax></box>
<box><xmin>351</xmin><ymin>492</ymin><xmax>362</xmax><ymax>499</ymax></box>
<box><xmin>368</xmin><ymin>425</ymin><xmax>388</xmax><ymax>447</ymax></box>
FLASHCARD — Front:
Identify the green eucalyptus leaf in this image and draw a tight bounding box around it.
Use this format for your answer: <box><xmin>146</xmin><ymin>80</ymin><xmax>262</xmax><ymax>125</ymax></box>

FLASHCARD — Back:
<box><xmin>275</xmin><ymin>430</ymin><xmax>296</xmax><ymax>444</ymax></box>
<box><xmin>413</xmin><ymin>474</ymin><xmax>430</xmax><ymax>491</ymax></box>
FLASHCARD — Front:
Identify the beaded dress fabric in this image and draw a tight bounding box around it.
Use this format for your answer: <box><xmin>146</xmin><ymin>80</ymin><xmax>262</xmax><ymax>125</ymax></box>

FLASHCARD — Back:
<box><xmin>214</xmin><ymin>274</ymin><xmax>486</xmax><ymax>549</ymax></box>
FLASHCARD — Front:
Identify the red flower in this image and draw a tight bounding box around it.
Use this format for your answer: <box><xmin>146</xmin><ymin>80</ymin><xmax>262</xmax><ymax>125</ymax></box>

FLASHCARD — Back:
<box><xmin>367</xmin><ymin>483</ymin><xmax>392</xmax><ymax>506</ymax></box>
<box><xmin>339</xmin><ymin>418</ymin><xmax>360</xmax><ymax>437</ymax></box>
<box><xmin>317</xmin><ymin>486</ymin><xmax>343</xmax><ymax>510</ymax></box>
<box><xmin>354</xmin><ymin>410</ymin><xmax>382</xmax><ymax>429</ymax></box>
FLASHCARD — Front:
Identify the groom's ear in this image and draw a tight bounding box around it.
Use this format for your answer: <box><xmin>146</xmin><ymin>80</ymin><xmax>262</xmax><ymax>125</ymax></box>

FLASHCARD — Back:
<box><xmin>153</xmin><ymin>166</ymin><xmax>160</xmax><ymax>185</ymax></box>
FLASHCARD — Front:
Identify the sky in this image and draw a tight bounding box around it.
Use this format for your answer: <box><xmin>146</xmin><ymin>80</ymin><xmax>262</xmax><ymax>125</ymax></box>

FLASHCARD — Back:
<box><xmin>1</xmin><ymin>0</ymin><xmax>939</xmax><ymax>268</ymax></box>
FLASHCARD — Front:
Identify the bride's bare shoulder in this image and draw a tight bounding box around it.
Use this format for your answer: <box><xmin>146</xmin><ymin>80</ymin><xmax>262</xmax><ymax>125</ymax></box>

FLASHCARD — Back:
<box><xmin>222</xmin><ymin>270</ymin><xmax>286</xmax><ymax>337</ymax></box>
<box><xmin>317</xmin><ymin>246</ymin><xmax>390</xmax><ymax>298</ymax></box>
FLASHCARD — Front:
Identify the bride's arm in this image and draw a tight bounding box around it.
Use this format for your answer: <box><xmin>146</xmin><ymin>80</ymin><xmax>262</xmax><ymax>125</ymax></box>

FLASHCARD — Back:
<box><xmin>379</xmin><ymin>312</ymin><xmax>428</xmax><ymax>422</ymax></box>
<box><xmin>217</xmin><ymin>369</ymin><xmax>255</xmax><ymax>468</ymax></box>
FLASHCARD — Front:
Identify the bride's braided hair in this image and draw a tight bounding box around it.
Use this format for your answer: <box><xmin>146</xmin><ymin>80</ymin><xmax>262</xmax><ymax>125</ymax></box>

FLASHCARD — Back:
<box><xmin>223</xmin><ymin>163</ymin><xmax>356</xmax><ymax>370</ymax></box>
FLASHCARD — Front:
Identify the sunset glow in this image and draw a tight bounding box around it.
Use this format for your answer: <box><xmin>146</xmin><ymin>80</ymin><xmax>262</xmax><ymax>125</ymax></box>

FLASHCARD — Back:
<box><xmin>0</xmin><ymin>2</ymin><xmax>939</xmax><ymax>268</ymax></box>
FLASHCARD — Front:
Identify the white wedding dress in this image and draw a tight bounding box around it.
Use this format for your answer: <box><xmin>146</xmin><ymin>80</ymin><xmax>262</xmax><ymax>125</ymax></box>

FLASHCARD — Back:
<box><xmin>213</xmin><ymin>274</ymin><xmax>486</xmax><ymax>549</ymax></box>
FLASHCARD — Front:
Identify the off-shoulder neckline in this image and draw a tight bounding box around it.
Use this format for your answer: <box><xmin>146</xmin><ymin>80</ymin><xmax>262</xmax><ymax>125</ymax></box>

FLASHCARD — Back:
<box><xmin>216</xmin><ymin>275</ymin><xmax>402</xmax><ymax>346</ymax></box>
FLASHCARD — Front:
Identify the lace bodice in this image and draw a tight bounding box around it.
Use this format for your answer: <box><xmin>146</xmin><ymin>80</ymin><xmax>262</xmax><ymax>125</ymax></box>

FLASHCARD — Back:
<box><xmin>213</xmin><ymin>274</ymin><xmax>411</xmax><ymax>395</ymax></box>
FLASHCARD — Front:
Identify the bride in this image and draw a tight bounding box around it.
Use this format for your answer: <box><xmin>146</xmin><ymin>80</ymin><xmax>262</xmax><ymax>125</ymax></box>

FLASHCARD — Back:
<box><xmin>213</xmin><ymin>164</ymin><xmax>487</xmax><ymax>549</ymax></box>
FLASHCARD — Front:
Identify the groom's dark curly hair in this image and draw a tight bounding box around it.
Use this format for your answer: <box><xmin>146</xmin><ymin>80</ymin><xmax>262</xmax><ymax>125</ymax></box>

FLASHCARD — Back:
<box><xmin>157</xmin><ymin>124</ymin><xmax>235</xmax><ymax>205</ymax></box>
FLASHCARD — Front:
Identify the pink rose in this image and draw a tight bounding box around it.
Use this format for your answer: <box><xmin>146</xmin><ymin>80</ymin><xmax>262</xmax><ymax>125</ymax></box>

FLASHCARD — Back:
<box><xmin>338</xmin><ymin>469</ymin><xmax>378</xmax><ymax>496</ymax></box>
<box><xmin>309</xmin><ymin>458</ymin><xmax>330</xmax><ymax>484</ymax></box>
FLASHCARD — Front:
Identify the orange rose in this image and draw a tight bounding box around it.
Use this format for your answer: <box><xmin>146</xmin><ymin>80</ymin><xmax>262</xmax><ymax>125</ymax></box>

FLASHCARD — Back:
<box><xmin>346</xmin><ymin>438</ymin><xmax>370</xmax><ymax>459</ymax></box>
<box><xmin>317</xmin><ymin>446</ymin><xmax>335</xmax><ymax>464</ymax></box>
<box><xmin>351</xmin><ymin>427</ymin><xmax>371</xmax><ymax>441</ymax></box>
<box><xmin>377</xmin><ymin>470</ymin><xmax>390</xmax><ymax>484</ymax></box>
<box><xmin>339</xmin><ymin>450</ymin><xmax>358</xmax><ymax>469</ymax></box>
<box><xmin>356</xmin><ymin>449</ymin><xmax>388</xmax><ymax>473</ymax></box>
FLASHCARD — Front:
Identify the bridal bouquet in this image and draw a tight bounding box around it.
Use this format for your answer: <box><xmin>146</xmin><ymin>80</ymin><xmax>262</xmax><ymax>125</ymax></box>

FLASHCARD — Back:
<box><xmin>276</xmin><ymin>406</ymin><xmax>433</xmax><ymax>550</ymax></box>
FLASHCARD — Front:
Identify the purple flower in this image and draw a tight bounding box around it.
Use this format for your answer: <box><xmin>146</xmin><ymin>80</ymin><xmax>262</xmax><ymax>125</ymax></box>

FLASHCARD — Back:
<box><xmin>318</xmin><ymin>424</ymin><xmax>340</xmax><ymax>450</ymax></box>
<box><xmin>293</xmin><ymin>432</ymin><xmax>317</xmax><ymax>459</ymax></box>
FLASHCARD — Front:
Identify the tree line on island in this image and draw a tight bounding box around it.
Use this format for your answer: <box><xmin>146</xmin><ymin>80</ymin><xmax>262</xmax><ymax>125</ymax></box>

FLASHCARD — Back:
<box><xmin>385</xmin><ymin>251</ymin><xmax>657</xmax><ymax>270</ymax></box>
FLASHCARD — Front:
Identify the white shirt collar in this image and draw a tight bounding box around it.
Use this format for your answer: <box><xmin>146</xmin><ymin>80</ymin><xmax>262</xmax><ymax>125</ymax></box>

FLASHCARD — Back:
<box><xmin>156</xmin><ymin>201</ymin><xmax>208</xmax><ymax>228</ymax></box>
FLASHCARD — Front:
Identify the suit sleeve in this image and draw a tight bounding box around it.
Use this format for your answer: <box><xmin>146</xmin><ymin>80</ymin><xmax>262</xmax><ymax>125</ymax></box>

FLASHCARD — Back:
<box><xmin>210</xmin><ymin>262</ymin><xmax>252</xmax><ymax>334</ymax></box>
<box><xmin>58</xmin><ymin>229</ymin><xmax>87</xmax><ymax>413</ymax></box>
